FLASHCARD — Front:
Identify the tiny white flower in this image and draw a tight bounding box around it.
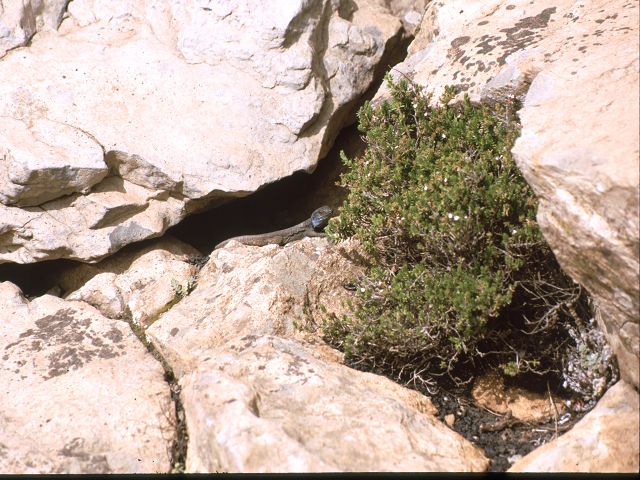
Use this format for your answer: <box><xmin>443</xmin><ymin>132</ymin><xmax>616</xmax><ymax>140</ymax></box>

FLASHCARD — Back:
<box><xmin>447</xmin><ymin>213</ymin><xmax>453</xmax><ymax>219</ymax></box>
<box><xmin>512</xmin><ymin>229</ymin><xmax>517</xmax><ymax>234</ymax></box>
<box><xmin>442</xmin><ymin>133</ymin><xmax>447</xmax><ymax>139</ymax></box>
<box><xmin>453</xmin><ymin>215</ymin><xmax>460</xmax><ymax>221</ymax></box>
<box><xmin>444</xmin><ymin>177</ymin><xmax>448</xmax><ymax>183</ymax></box>
<box><xmin>423</xmin><ymin>185</ymin><xmax>428</xmax><ymax>191</ymax></box>
<box><xmin>360</xmin><ymin>287</ymin><xmax>365</xmax><ymax>293</ymax></box>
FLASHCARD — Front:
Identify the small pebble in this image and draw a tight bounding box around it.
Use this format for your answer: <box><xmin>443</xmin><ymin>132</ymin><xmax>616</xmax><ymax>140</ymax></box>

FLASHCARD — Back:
<box><xmin>444</xmin><ymin>414</ymin><xmax>455</xmax><ymax>427</ymax></box>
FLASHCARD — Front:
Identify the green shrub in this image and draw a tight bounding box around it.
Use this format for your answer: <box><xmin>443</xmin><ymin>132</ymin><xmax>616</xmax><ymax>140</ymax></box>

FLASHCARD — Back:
<box><xmin>324</xmin><ymin>77</ymin><xmax>588</xmax><ymax>389</ymax></box>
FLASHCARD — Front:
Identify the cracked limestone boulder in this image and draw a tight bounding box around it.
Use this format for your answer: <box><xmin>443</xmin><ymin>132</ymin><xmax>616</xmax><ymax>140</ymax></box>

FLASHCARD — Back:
<box><xmin>511</xmin><ymin>4</ymin><xmax>639</xmax><ymax>387</ymax></box>
<box><xmin>182</xmin><ymin>335</ymin><xmax>488</xmax><ymax>472</ymax></box>
<box><xmin>59</xmin><ymin>236</ymin><xmax>201</xmax><ymax>325</ymax></box>
<box><xmin>146</xmin><ymin>237</ymin><xmax>332</xmax><ymax>378</ymax></box>
<box><xmin>373</xmin><ymin>0</ymin><xmax>640</xmax><ymax>387</ymax></box>
<box><xmin>0</xmin><ymin>281</ymin><xmax>174</xmax><ymax>473</ymax></box>
<box><xmin>0</xmin><ymin>0</ymin><xmax>404</xmax><ymax>264</ymax></box>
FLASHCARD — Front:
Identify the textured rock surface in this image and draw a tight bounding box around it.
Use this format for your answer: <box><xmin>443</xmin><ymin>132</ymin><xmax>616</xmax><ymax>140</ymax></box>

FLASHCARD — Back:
<box><xmin>0</xmin><ymin>0</ymin><xmax>404</xmax><ymax>264</ymax></box>
<box><xmin>181</xmin><ymin>335</ymin><xmax>488</xmax><ymax>472</ymax></box>
<box><xmin>0</xmin><ymin>116</ymin><xmax>107</xmax><ymax>207</ymax></box>
<box><xmin>509</xmin><ymin>380</ymin><xmax>640</xmax><ymax>472</ymax></box>
<box><xmin>147</xmin><ymin>237</ymin><xmax>330</xmax><ymax>377</ymax></box>
<box><xmin>145</xmin><ymin>238</ymin><xmax>488</xmax><ymax>472</ymax></box>
<box><xmin>377</xmin><ymin>0</ymin><xmax>559</xmax><ymax>104</ymax></box>
<box><xmin>375</xmin><ymin>0</ymin><xmax>640</xmax><ymax>387</ymax></box>
<box><xmin>0</xmin><ymin>281</ymin><xmax>173</xmax><ymax>473</ymax></box>
<box><xmin>511</xmin><ymin>4</ymin><xmax>640</xmax><ymax>387</ymax></box>
<box><xmin>386</xmin><ymin>0</ymin><xmax>428</xmax><ymax>35</ymax></box>
<box><xmin>303</xmin><ymin>237</ymin><xmax>366</xmax><ymax>333</ymax></box>
<box><xmin>60</xmin><ymin>236</ymin><xmax>201</xmax><ymax>325</ymax></box>
<box><xmin>0</xmin><ymin>0</ymin><xmax>69</xmax><ymax>58</ymax></box>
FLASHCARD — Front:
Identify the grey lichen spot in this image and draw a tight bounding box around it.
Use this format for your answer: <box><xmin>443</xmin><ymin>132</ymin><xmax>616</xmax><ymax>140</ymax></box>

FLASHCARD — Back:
<box><xmin>448</xmin><ymin>36</ymin><xmax>471</xmax><ymax>63</ymax></box>
<box><xmin>60</xmin><ymin>437</ymin><xmax>89</xmax><ymax>458</ymax></box>
<box><xmin>59</xmin><ymin>437</ymin><xmax>112</xmax><ymax>474</ymax></box>
<box><xmin>451</xmin><ymin>36</ymin><xmax>471</xmax><ymax>48</ymax></box>
<box><xmin>4</xmin><ymin>309</ymin><xmax>125</xmax><ymax>379</ymax></box>
<box><xmin>496</xmin><ymin>7</ymin><xmax>557</xmax><ymax>65</ymax></box>
<box><xmin>104</xmin><ymin>326</ymin><xmax>124</xmax><ymax>343</ymax></box>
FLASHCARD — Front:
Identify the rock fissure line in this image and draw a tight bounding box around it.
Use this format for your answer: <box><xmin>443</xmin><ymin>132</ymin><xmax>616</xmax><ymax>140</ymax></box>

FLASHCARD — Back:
<box><xmin>126</xmin><ymin>315</ymin><xmax>188</xmax><ymax>473</ymax></box>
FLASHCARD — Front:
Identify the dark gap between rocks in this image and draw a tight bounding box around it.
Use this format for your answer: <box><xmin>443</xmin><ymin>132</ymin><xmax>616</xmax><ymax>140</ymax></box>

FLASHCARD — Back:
<box><xmin>128</xmin><ymin>318</ymin><xmax>188</xmax><ymax>473</ymax></box>
<box><xmin>0</xmin><ymin>257</ymin><xmax>76</xmax><ymax>298</ymax></box>
<box><xmin>169</xmin><ymin>123</ymin><xmax>362</xmax><ymax>254</ymax></box>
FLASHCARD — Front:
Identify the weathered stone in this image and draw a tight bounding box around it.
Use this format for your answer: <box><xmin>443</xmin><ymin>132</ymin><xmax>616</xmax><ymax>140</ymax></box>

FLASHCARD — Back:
<box><xmin>509</xmin><ymin>381</ymin><xmax>640</xmax><ymax>472</ymax></box>
<box><xmin>0</xmin><ymin>0</ymin><xmax>69</xmax><ymax>58</ymax></box>
<box><xmin>385</xmin><ymin>0</ymin><xmax>429</xmax><ymax>36</ymax></box>
<box><xmin>0</xmin><ymin>116</ymin><xmax>107</xmax><ymax>207</ymax></box>
<box><xmin>303</xmin><ymin>237</ymin><xmax>366</xmax><ymax>335</ymax></box>
<box><xmin>374</xmin><ymin>0</ymin><xmax>640</xmax><ymax>388</ymax></box>
<box><xmin>511</xmin><ymin>3</ymin><xmax>640</xmax><ymax>387</ymax></box>
<box><xmin>376</xmin><ymin>0</ymin><xmax>556</xmax><ymax>104</ymax></box>
<box><xmin>181</xmin><ymin>334</ymin><xmax>488</xmax><ymax>472</ymax></box>
<box><xmin>0</xmin><ymin>177</ymin><xmax>185</xmax><ymax>263</ymax></box>
<box><xmin>147</xmin><ymin>237</ymin><xmax>330</xmax><ymax>377</ymax></box>
<box><xmin>0</xmin><ymin>0</ymin><xmax>404</xmax><ymax>264</ymax></box>
<box><xmin>143</xmin><ymin>238</ymin><xmax>489</xmax><ymax>472</ymax></box>
<box><xmin>471</xmin><ymin>371</ymin><xmax>565</xmax><ymax>423</ymax></box>
<box><xmin>0</xmin><ymin>281</ymin><xmax>173</xmax><ymax>473</ymax></box>
<box><xmin>60</xmin><ymin>236</ymin><xmax>201</xmax><ymax>325</ymax></box>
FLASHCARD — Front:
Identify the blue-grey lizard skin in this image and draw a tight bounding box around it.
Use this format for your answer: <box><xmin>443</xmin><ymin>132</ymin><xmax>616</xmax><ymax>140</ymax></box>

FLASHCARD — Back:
<box><xmin>215</xmin><ymin>206</ymin><xmax>333</xmax><ymax>249</ymax></box>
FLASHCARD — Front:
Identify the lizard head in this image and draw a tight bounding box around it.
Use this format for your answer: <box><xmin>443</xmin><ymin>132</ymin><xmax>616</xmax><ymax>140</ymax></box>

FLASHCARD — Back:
<box><xmin>310</xmin><ymin>206</ymin><xmax>333</xmax><ymax>231</ymax></box>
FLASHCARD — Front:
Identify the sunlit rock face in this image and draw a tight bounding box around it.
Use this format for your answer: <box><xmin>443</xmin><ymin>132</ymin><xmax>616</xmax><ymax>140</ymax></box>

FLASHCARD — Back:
<box><xmin>0</xmin><ymin>0</ymin><xmax>404</xmax><ymax>264</ymax></box>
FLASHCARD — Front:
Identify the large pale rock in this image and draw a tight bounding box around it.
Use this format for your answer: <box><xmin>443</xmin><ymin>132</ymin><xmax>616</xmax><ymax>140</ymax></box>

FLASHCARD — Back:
<box><xmin>376</xmin><ymin>0</ymin><xmax>640</xmax><ymax>387</ymax></box>
<box><xmin>147</xmin><ymin>237</ymin><xmax>330</xmax><ymax>377</ymax></box>
<box><xmin>0</xmin><ymin>281</ymin><xmax>174</xmax><ymax>473</ymax></box>
<box><xmin>378</xmin><ymin>0</ymin><xmax>561</xmax><ymax>104</ymax></box>
<box><xmin>509</xmin><ymin>381</ymin><xmax>640</xmax><ymax>472</ymax></box>
<box><xmin>181</xmin><ymin>334</ymin><xmax>488</xmax><ymax>472</ymax></box>
<box><xmin>0</xmin><ymin>0</ymin><xmax>404</xmax><ymax>264</ymax></box>
<box><xmin>0</xmin><ymin>176</ymin><xmax>185</xmax><ymax>263</ymax></box>
<box><xmin>60</xmin><ymin>236</ymin><xmax>201</xmax><ymax>325</ymax></box>
<box><xmin>0</xmin><ymin>0</ymin><xmax>69</xmax><ymax>57</ymax></box>
<box><xmin>511</xmin><ymin>4</ymin><xmax>640</xmax><ymax>387</ymax></box>
<box><xmin>0</xmin><ymin>116</ymin><xmax>107</xmax><ymax>206</ymax></box>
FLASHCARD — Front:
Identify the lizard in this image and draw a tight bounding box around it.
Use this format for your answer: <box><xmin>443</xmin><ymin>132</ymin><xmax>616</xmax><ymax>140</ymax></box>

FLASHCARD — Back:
<box><xmin>214</xmin><ymin>205</ymin><xmax>333</xmax><ymax>249</ymax></box>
